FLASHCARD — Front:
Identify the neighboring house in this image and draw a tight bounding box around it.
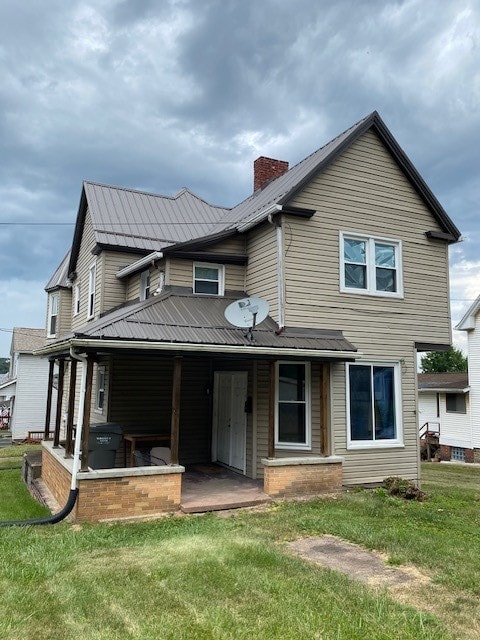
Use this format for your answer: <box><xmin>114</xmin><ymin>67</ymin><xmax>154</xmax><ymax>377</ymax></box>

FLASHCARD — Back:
<box><xmin>37</xmin><ymin>111</ymin><xmax>460</xmax><ymax>522</ymax></box>
<box><xmin>417</xmin><ymin>372</ymin><xmax>471</xmax><ymax>461</ymax></box>
<box><xmin>2</xmin><ymin>328</ymin><xmax>57</xmax><ymax>440</ymax></box>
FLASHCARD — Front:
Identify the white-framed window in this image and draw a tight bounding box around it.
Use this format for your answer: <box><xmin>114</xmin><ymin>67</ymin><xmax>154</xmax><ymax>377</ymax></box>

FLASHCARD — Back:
<box><xmin>275</xmin><ymin>361</ymin><xmax>311</xmax><ymax>450</ymax></box>
<box><xmin>193</xmin><ymin>263</ymin><xmax>225</xmax><ymax>296</ymax></box>
<box><xmin>346</xmin><ymin>361</ymin><xmax>403</xmax><ymax>449</ymax></box>
<box><xmin>48</xmin><ymin>293</ymin><xmax>59</xmax><ymax>337</ymax></box>
<box><xmin>96</xmin><ymin>366</ymin><xmax>106</xmax><ymax>412</ymax></box>
<box><xmin>446</xmin><ymin>393</ymin><xmax>466</xmax><ymax>414</ymax></box>
<box><xmin>140</xmin><ymin>270</ymin><xmax>151</xmax><ymax>301</ymax></box>
<box><xmin>73</xmin><ymin>283</ymin><xmax>80</xmax><ymax>316</ymax></box>
<box><xmin>87</xmin><ymin>262</ymin><xmax>96</xmax><ymax>319</ymax></box>
<box><xmin>340</xmin><ymin>232</ymin><xmax>403</xmax><ymax>298</ymax></box>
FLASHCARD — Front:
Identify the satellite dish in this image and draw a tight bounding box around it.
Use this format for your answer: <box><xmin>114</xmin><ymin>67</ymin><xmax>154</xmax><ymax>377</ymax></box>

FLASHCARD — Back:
<box><xmin>225</xmin><ymin>297</ymin><xmax>269</xmax><ymax>341</ymax></box>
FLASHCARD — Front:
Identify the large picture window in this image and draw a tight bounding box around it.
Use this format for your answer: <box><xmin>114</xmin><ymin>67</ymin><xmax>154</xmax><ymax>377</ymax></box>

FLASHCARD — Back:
<box><xmin>340</xmin><ymin>233</ymin><xmax>402</xmax><ymax>297</ymax></box>
<box><xmin>347</xmin><ymin>362</ymin><xmax>403</xmax><ymax>448</ymax></box>
<box><xmin>275</xmin><ymin>362</ymin><xmax>311</xmax><ymax>449</ymax></box>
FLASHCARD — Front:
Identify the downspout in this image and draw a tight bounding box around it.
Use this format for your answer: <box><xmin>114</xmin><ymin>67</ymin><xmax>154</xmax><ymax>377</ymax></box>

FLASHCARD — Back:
<box><xmin>0</xmin><ymin>348</ymin><xmax>84</xmax><ymax>526</ymax></box>
<box><xmin>268</xmin><ymin>210</ymin><xmax>285</xmax><ymax>330</ymax></box>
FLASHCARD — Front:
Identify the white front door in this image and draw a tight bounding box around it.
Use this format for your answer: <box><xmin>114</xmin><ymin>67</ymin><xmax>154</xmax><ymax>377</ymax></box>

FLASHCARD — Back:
<box><xmin>213</xmin><ymin>371</ymin><xmax>248</xmax><ymax>472</ymax></box>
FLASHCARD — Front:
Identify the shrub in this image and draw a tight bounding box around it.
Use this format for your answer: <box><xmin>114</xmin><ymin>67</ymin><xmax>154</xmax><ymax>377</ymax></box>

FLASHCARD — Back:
<box><xmin>382</xmin><ymin>476</ymin><xmax>425</xmax><ymax>502</ymax></box>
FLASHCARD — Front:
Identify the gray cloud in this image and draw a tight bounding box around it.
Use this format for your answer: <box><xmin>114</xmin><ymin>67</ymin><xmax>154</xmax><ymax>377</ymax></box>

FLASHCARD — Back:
<box><xmin>0</xmin><ymin>0</ymin><xmax>478</xmax><ymax>355</ymax></box>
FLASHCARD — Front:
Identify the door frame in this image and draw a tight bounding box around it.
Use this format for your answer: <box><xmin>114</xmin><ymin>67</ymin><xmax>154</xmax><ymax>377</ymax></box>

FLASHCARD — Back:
<box><xmin>212</xmin><ymin>371</ymin><xmax>248</xmax><ymax>474</ymax></box>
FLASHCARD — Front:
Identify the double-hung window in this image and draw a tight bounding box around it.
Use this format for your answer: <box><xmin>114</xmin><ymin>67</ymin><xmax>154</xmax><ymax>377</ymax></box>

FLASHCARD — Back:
<box><xmin>73</xmin><ymin>283</ymin><xmax>80</xmax><ymax>316</ymax></box>
<box><xmin>140</xmin><ymin>270</ymin><xmax>151</xmax><ymax>301</ymax></box>
<box><xmin>346</xmin><ymin>362</ymin><xmax>402</xmax><ymax>448</ymax></box>
<box><xmin>96</xmin><ymin>367</ymin><xmax>106</xmax><ymax>412</ymax></box>
<box><xmin>275</xmin><ymin>362</ymin><xmax>311</xmax><ymax>449</ymax></box>
<box><xmin>193</xmin><ymin>263</ymin><xmax>224</xmax><ymax>295</ymax></box>
<box><xmin>48</xmin><ymin>294</ymin><xmax>58</xmax><ymax>337</ymax></box>
<box><xmin>446</xmin><ymin>393</ymin><xmax>466</xmax><ymax>414</ymax></box>
<box><xmin>87</xmin><ymin>262</ymin><xmax>96</xmax><ymax>319</ymax></box>
<box><xmin>340</xmin><ymin>233</ymin><xmax>402</xmax><ymax>297</ymax></box>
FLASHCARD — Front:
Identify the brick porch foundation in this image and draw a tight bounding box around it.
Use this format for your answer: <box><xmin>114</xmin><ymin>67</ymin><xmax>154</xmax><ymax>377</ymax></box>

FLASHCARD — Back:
<box><xmin>261</xmin><ymin>456</ymin><xmax>343</xmax><ymax>497</ymax></box>
<box><xmin>42</xmin><ymin>442</ymin><xmax>184</xmax><ymax>522</ymax></box>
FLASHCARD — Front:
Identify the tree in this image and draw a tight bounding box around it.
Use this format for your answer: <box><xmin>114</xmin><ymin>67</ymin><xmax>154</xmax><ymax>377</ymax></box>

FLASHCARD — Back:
<box><xmin>420</xmin><ymin>347</ymin><xmax>467</xmax><ymax>373</ymax></box>
<box><xmin>0</xmin><ymin>358</ymin><xmax>9</xmax><ymax>375</ymax></box>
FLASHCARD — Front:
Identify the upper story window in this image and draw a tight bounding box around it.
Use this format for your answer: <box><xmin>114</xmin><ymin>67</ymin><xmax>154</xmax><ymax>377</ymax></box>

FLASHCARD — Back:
<box><xmin>340</xmin><ymin>232</ymin><xmax>403</xmax><ymax>298</ymax></box>
<box><xmin>73</xmin><ymin>283</ymin><xmax>80</xmax><ymax>316</ymax></box>
<box><xmin>446</xmin><ymin>393</ymin><xmax>466</xmax><ymax>414</ymax></box>
<box><xmin>346</xmin><ymin>362</ymin><xmax>403</xmax><ymax>449</ymax></box>
<box><xmin>193</xmin><ymin>263</ymin><xmax>225</xmax><ymax>296</ymax></box>
<box><xmin>275</xmin><ymin>361</ymin><xmax>311</xmax><ymax>450</ymax></box>
<box><xmin>140</xmin><ymin>270</ymin><xmax>151</xmax><ymax>301</ymax></box>
<box><xmin>87</xmin><ymin>262</ymin><xmax>96</xmax><ymax>319</ymax></box>
<box><xmin>48</xmin><ymin>294</ymin><xmax>59</xmax><ymax>337</ymax></box>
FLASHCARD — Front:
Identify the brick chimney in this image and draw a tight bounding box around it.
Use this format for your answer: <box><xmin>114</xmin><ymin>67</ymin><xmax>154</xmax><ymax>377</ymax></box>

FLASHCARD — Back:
<box><xmin>254</xmin><ymin>156</ymin><xmax>289</xmax><ymax>191</ymax></box>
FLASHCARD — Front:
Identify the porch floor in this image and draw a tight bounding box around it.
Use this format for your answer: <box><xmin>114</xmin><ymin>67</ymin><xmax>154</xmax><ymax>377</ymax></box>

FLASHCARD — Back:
<box><xmin>180</xmin><ymin>464</ymin><xmax>271</xmax><ymax>514</ymax></box>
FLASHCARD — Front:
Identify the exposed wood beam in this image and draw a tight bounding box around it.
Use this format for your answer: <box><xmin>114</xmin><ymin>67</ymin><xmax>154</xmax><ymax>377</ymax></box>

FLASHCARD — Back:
<box><xmin>44</xmin><ymin>360</ymin><xmax>55</xmax><ymax>440</ymax></box>
<box><xmin>53</xmin><ymin>359</ymin><xmax>65</xmax><ymax>447</ymax></box>
<box><xmin>268</xmin><ymin>360</ymin><xmax>275</xmax><ymax>458</ymax></box>
<box><xmin>320</xmin><ymin>363</ymin><xmax>331</xmax><ymax>456</ymax></box>
<box><xmin>64</xmin><ymin>359</ymin><xmax>77</xmax><ymax>458</ymax></box>
<box><xmin>80</xmin><ymin>356</ymin><xmax>94</xmax><ymax>471</ymax></box>
<box><xmin>170</xmin><ymin>356</ymin><xmax>182</xmax><ymax>465</ymax></box>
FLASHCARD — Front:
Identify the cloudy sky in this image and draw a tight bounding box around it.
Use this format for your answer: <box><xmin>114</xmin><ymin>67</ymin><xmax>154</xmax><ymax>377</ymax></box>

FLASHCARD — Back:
<box><xmin>0</xmin><ymin>0</ymin><xmax>479</xmax><ymax>357</ymax></box>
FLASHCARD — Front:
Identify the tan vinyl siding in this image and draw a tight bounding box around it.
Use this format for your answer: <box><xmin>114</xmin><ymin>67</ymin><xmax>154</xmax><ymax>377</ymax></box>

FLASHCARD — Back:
<box><xmin>246</xmin><ymin>222</ymin><xmax>278</xmax><ymax>322</ymax></box>
<box><xmin>100</xmin><ymin>251</ymin><xmax>143</xmax><ymax>312</ymax></box>
<box><xmin>125</xmin><ymin>261</ymin><xmax>166</xmax><ymax>301</ymax></box>
<box><xmin>45</xmin><ymin>289</ymin><xmax>71</xmax><ymax>341</ymax></box>
<box><xmin>280</xmin><ymin>129</ymin><xmax>451</xmax><ymax>484</ymax></box>
<box><xmin>71</xmin><ymin>210</ymin><xmax>98</xmax><ymax>330</ymax></box>
<box><xmin>167</xmin><ymin>258</ymin><xmax>245</xmax><ymax>293</ymax></box>
<box><xmin>199</xmin><ymin>235</ymin><xmax>246</xmax><ymax>254</ymax></box>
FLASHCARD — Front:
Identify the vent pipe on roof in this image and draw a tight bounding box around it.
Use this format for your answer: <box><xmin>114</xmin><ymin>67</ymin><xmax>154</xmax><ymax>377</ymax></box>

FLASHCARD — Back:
<box><xmin>254</xmin><ymin>156</ymin><xmax>289</xmax><ymax>191</ymax></box>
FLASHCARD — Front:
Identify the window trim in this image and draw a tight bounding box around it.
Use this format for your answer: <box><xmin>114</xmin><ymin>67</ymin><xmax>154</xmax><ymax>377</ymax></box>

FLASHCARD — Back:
<box><xmin>275</xmin><ymin>360</ymin><xmax>311</xmax><ymax>451</ymax></box>
<box><xmin>340</xmin><ymin>232</ymin><xmax>403</xmax><ymax>298</ymax></box>
<box><xmin>96</xmin><ymin>366</ymin><xmax>106</xmax><ymax>413</ymax></box>
<box><xmin>73</xmin><ymin>283</ymin><xmax>80</xmax><ymax>317</ymax></box>
<box><xmin>445</xmin><ymin>393</ymin><xmax>467</xmax><ymax>414</ymax></box>
<box><xmin>87</xmin><ymin>262</ymin><xmax>96</xmax><ymax>320</ymax></box>
<box><xmin>140</xmin><ymin>269</ymin><xmax>151</xmax><ymax>301</ymax></box>
<box><xmin>346</xmin><ymin>361</ymin><xmax>403</xmax><ymax>450</ymax></box>
<box><xmin>47</xmin><ymin>293</ymin><xmax>59</xmax><ymax>338</ymax></box>
<box><xmin>193</xmin><ymin>262</ymin><xmax>225</xmax><ymax>296</ymax></box>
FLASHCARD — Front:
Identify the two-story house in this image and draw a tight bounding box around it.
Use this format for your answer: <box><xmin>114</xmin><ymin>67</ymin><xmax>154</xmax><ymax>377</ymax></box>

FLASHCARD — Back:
<box><xmin>37</xmin><ymin>111</ymin><xmax>460</xmax><ymax>522</ymax></box>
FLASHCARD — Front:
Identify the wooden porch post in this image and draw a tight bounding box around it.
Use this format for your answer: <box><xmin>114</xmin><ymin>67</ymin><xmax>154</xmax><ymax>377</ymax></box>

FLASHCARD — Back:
<box><xmin>170</xmin><ymin>356</ymin><xmax>182</xmax><ymax>465</ymax></box>
<box><xmin>53</xmin><ymin>359</ymin><xmax>65</xmax><ymax>447</ymax></box>
<box><xmin>320</xmin><ymin>363</ymin><xmax>331</xmax><ymax>456</ymax></box>
<box><xmin>268</xmin><ymin>360</ymin><xmax>275</xmax><ymax>458</ymax></box>
<box><xmin>44</xmin><ymin>359</ymin><xmax>55</xmax><ymax>440</ymax></box>
<box><xmin>64</xmin><ymin>358</ymin><xmax>77</xmax><ymax>458</ymax></box>
<box><xmin>80</xmin><ymin>355</ymin><xmax>94</xmax><ymax>472</ymax></box>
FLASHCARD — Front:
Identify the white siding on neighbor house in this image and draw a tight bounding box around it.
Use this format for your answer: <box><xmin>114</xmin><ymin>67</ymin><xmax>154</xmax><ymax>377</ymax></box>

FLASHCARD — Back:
<box><xmin>10</xmin><ymin>354</ymin><xmax>57</xmax><ymax>440</ymax></box>
<box><xmin>438</xmin><ymin>393</ymin><xmax>471</xmax><ymax>449</ymax></box>
<box><xmin>418</xmin><ymin>392</ymin><xmax>440</xmax><ymax>429</ymax></box>
<box><xmin>276</xmin><ymin>129</ymin><xmax>453</xmax><ymax>485</ymax></box>
<box><xmin>467</xmin><ymin>316</ymin><xmax>480</xmax><ymax>449</ymax></box>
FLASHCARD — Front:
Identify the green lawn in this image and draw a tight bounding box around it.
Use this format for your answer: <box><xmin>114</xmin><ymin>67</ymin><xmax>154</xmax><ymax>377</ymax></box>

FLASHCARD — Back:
<box><xmin>0</xmin><ymin>463</ymin><xmax>479</xmax><ymax>639</ymax></box>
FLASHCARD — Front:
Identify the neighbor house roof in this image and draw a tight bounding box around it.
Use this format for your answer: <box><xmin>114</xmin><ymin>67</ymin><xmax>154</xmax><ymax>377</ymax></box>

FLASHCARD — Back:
<box><xmin>39</xmin><ymin>287</ymin><xmax>358</xmax><ymax>360</ymax></box>
<box><xmin>418</xmin><ymin>372</ymin><xmax>469</xmax><ymax>392</ymax></box>
<box><xmin>11</xmin><ymin>328</ymin><xmax>46</xmax><ymax>355</ymax></box>
<box><xmin>45</xmin><ymin>251</ymin><xmax>71</xmax><ymax>291</ymax></box>
<box><xmin>67</xmin><ymin>111</ymin><xmax>460</xmax><ymax>275</ymax></box>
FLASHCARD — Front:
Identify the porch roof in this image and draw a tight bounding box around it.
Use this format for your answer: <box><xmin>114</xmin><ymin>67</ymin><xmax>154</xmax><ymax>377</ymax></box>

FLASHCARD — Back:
<box><xmin>37</xmin><ymin>288</ymin><xmax>358</xmax><ymax>360</ymax></box>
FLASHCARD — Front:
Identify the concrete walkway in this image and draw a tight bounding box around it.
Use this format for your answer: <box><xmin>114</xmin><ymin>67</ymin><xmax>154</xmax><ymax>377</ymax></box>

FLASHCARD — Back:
<box><xmin>180</xmin><ymin>464</ymin><xmax>271</xmax><ymax>513</ymax></box>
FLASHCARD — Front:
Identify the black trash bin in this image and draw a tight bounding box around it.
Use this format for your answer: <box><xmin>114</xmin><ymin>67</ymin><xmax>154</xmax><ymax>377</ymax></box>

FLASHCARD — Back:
<box><xmin>87</xmin><ymin>423</ymin><xmax>123</xmax><ymax>469</ymax></box>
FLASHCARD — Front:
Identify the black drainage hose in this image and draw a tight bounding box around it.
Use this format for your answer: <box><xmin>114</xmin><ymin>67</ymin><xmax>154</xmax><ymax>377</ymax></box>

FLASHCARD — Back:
<box><xmin>0</xmin><ymin>488</ymin><xmax>79</xmax><ymax>527</ymax></box>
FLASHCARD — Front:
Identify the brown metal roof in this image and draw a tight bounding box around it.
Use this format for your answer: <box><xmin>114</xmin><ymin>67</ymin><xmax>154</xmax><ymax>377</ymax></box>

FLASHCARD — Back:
<box><xmin>11</xmin><ymin>328</ymin><xmax>46</xmax><ymax>354</ymax></box>
<box><xmin>65</xmin><ymin>288</ymin><xmax>357</xmax><ymax>357</ymax></box>
<box><xmin>45</xmin><ymin>251</ymin><xmax>71</xmax><ymax>291</ymax></box>
<box><xmin>418</xmin><ymin>372</ymin><xmax>469</xmax><ymax>391</ymax></box>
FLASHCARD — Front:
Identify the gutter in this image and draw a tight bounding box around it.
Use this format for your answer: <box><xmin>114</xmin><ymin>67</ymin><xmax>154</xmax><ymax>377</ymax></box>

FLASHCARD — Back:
<box><xmin>35</xmin><ymin>337</ymin><xmax>361</xmax><ymax>361</ymax></box>
<box><xmin>237</xmin><ymin>203</ymin><xmax>282</xmax><ymax>233</ymax></box>
<box><xmin>116</xmin><ymin>251</ymin><xmax>163</xmax><ymax>279</ymax></box>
